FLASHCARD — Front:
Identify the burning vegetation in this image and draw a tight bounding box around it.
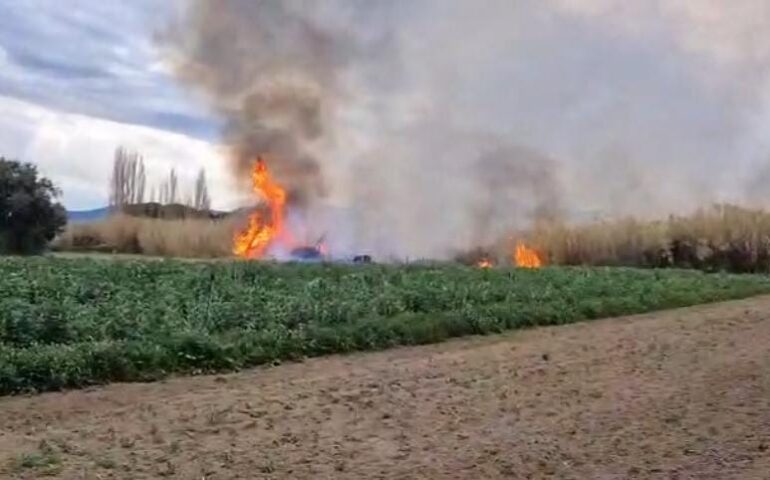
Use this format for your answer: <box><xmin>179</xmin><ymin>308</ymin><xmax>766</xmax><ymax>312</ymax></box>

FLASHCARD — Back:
<box><xmin>476</xmin><ymin>258</ymin><xmax>494</xmax><ymax>269</ymax></box>
<box><xmin>233</xmin><ymin>157</ymin><xmax>329</xmax><ymax>261</ymax></box>
<box><xmin>522</xmin><ymin>204</ymin><xmax>770</xmax><ymax>273</ymax></box>
<box><xmin>514</xmin><ymin>243</ymin><xmax>544</xmax><ymax>269</ymax></box>
<box><xmin>233</xmin><ymin>158</ymin><xmax>287</xmax><ymax>259</ymax></box>
<box><xmin>460</xmin><ymin>243</ymin><xmax>545</xmax><ymax>269</ymax></box>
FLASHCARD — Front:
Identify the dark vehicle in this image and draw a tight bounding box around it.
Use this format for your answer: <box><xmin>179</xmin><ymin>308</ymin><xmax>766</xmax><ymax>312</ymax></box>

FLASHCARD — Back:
<box><xmin>353</xmin><ymin>254</ymin><xmax>372</xmax><ymax>264</ymax></box>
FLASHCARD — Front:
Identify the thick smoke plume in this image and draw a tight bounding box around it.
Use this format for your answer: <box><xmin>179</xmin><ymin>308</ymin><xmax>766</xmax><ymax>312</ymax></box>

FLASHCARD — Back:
<box><xmin>164</xmin><ymin>0</ymin><xmax>356</xmax><ymax>205</ymax></box>
<box><xmin>165</xmin><ymin>0</ymin><xmax>770</xmax><ymax>259</ymax></box>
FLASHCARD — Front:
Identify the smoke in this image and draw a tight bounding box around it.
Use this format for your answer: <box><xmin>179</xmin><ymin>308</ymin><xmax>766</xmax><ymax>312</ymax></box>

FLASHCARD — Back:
<box><xmin>163</xmin><ymin>0</ymin><xmax>360</xmax><ymax>204</ymax></box>
<box><xmin>473</xmin><ymin>146</ymin><xmax>563</xmax><ymax>239</ymax></box>
<box><xmin>163</xmin><ymin>0</ymin><xmax>770</xmax><ymax>259</ymax></box>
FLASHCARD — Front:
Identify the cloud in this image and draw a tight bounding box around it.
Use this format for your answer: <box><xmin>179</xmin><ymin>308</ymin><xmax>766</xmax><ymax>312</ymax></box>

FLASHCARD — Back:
<box><xmin>0</xmin><ymin>95</ymin><xmax>238</xmax><ymax>210</ymax></box>
<box><xmin>0</xmin><ymin>1</ymin><xmax>233</xmax><ymax>211</ymax></box>
<box><xmin>0</xmin><ymin>0</ymin><xmax>218</xmax><ymax>139</ymax></box>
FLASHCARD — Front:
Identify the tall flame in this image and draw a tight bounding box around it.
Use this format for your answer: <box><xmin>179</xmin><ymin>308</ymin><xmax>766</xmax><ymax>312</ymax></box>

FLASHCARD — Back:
<box><xmin>514</xmin><ymin>243</ymin><xmax>543</xmax><ymax>268</ymax></box>
<box><xmin>233</xmin><ymin>158</ymin><xmax>287</xmax><ymax>259</ymax></box>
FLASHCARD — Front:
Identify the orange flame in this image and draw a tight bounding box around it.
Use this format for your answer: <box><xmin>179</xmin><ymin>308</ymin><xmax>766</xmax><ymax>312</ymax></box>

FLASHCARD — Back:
<box><xmin>233</xmin><ymin>158</ymin><xmax>287</xmax><ymax>259</ymax></box>
<box><xmin>476</xmin><ymin>258</ymin><xmax>494</xmax><ymax>269</ymax></box>
<box><xmin>514</xmin><ymin>243</ymin><xmax>543</xmax><ymax>268</ymax></box>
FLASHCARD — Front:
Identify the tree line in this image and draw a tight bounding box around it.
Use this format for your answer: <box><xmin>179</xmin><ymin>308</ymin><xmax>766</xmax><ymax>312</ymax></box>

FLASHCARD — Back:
<box><xmin>0</xmin><ymin>146</ymin><xmax>217</xmax><ymax>255</ymax></box>
<box><xmin>109</xmin><ymin>147</ymin><xmax>211</xmax><ymax>210</ymax></box>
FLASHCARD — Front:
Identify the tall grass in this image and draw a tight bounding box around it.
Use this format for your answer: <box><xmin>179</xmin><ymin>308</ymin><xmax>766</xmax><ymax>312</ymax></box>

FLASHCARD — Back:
<box><xmin>57</xmin><ymin>204</ymin><xmax>770</xmax><ymax>271</ymax></box>
<box><xmin>54</xmin><ymin>214</ymin><xmax>239</xmax><ymax>258</ymax></box>
<box><xmin>524</xmin><ymin>204</ymin><xmax>770</xmax><ymax>272</ymax></box>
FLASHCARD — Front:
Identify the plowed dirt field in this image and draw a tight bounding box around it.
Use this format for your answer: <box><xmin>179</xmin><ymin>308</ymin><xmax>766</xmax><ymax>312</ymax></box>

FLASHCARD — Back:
<box><xmin>2</xmin><ymin>297</ymin><xmax>770</xmax><ymax>479</ymax></box>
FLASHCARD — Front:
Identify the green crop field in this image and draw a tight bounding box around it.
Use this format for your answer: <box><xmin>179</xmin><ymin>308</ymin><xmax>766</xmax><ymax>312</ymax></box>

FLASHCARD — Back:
<box><xmin>2</xmin><ymin>257</ymin><xmax>770</xmax><ymax>395</ymax></box>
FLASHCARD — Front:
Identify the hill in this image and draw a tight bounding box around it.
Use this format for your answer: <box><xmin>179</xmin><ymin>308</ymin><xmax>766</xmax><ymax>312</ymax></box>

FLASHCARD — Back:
<box><xmin>67</xmin><ymin>204</ymin><xmax>231</xmax><ymax>223</ymax></box>
<box><xmin>66</xmin><ymin>207</ymin><xmax>110</xmax><ymax>223</ymax></box>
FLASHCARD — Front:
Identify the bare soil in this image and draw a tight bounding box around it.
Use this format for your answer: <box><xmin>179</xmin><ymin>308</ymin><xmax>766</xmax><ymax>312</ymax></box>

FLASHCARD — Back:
<box><xmin>2</xmin><ymin>297</ymin><xmax>770</xmax><ymax>479</ymax></box>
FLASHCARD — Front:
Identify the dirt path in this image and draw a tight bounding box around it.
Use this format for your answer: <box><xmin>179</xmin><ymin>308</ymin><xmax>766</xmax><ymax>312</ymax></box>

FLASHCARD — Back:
<box><xmin>2</xmin><ymin>298</ymin><xmax>770</xmax><ymax>479</ymax></box>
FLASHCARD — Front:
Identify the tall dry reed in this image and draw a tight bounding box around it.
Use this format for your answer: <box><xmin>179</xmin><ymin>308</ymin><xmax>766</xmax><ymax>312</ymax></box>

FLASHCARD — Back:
<box><xmin>54</xmin><ymin>214</ymin><xmax>240</xmax><ymax>258</ymax></box>
<box><xmin>58</xmin><ymin>204</ymin><xmax>770</xmax><ymax>271</ymax></box>
<box><xmin>521</xmin><ymin>204</ymin><xmax>770</xmax><ymax>272</ymax></box>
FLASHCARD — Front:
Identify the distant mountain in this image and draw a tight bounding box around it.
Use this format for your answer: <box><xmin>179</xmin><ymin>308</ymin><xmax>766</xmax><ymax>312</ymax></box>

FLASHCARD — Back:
<box><xmin>120</xmin><ymin>203</ymin><xmax>229</xmax><ymax>220</ymax></box>
<box><xmin>67</xmin><ymin>207</ymin><xmax>110</xmax><ymax>223</ymax></box>
<box><xmin>66</xmin><ymin>204</ymin><xmax>231</xmax><ymax>224</ymax></box>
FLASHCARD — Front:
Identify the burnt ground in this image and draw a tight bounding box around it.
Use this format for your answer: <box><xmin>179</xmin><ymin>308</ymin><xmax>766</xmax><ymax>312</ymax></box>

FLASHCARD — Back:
<box><xmin>1</xmin><ymin>297</ymin><xmax>770</xmax><ymax>479</ymax></box>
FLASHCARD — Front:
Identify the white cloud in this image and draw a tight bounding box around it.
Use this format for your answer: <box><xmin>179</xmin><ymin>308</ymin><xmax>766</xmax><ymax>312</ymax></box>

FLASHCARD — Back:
<box><xmin>0</xmin><ymin>0</ymin><xmax>215</xmax><ymax>138</ymax></box>
<box><xmin>0</xmin><ymin>95</ymin><xmax>243</xmax><ymax>210</ymax></box>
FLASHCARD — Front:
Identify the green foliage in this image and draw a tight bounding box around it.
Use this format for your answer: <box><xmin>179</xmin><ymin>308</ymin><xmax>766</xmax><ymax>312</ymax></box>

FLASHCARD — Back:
<box><xmin>0</xmin><ymin>158</ymin><xmax>67</xmax><ymax>254</ymax></box>
<box><xmin>1</xmin><ymin>257</ymin><xmax>770</xmax><ymax>395</ymax></box>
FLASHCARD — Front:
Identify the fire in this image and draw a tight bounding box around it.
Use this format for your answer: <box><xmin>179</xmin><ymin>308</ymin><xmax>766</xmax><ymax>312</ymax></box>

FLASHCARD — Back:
<box><xmin>476</xmin><ymin>258</ymin><xmax>494</xmax><ymax>269</ymax></box>
<box><xmin>233</xmin><ymin>158</ymin><xmax>287</xmax><ymax>259</ymax></box>
<box><xmin>514</xmin><ymin>243</ymin><xmax>543</xmax><ymax>268</ymax></box>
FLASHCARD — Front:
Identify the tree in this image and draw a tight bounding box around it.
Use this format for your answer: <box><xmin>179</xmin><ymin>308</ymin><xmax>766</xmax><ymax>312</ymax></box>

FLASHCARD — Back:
<box><xmin>109</xmin><ymin>147</ymin><xmax>146</xmax><ymax>207</ymax></box>
<box><xmin>168</xmin><ymin>168</ymin><xmax>178</xmax><ymax>204</ymax></box>
<box><xmin>0</xmin><ymin>158</ymin><xmax>67</xmax><ymax>254</ymax></box>
<box><xmin>159</xmin><ymin>168</ymin><xmax>178</xmax><ymax>205</ymax></box>
<box><xmin>193</xmin><ymin>168</ymin><xmax>211</xmax><ymax>210</ymax></box>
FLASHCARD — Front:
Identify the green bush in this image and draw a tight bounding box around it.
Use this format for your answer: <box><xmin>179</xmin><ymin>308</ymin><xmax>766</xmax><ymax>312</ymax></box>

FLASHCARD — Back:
<box><xmin>1</xmin><ymin>257</ymin><xmax>770</xmax><ymax>394</ymax></box>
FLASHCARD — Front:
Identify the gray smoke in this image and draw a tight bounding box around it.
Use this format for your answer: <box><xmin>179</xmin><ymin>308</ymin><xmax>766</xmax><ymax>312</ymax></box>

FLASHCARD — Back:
<box><xmin>163</xmin><ymin>0</ymin><xmax>360</xmax><ymax>204</ymax></box>
<box><xmin>163</xmin><ymin>0</ymin><xmax>770</xmax><ymax>259</ymax></box>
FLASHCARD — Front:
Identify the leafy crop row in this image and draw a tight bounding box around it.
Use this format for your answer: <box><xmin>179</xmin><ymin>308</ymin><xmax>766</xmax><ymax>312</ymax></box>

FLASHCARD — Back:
<box><xmin>2</xmin><ymin>257</ymin><xmax>770</xmax><ymax>395</ymax></box>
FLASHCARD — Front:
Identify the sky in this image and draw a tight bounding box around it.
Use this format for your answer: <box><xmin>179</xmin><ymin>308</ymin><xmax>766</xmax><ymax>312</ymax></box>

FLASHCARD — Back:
<box><xmin>0</xmin><ymin>0</ymin><xmax>234</xmax><ymax>210</ymax></box>
<box><xmin>2</xmin><ymin>0</ymin><xmax>770</xmax><ymax>233</ymax></box>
